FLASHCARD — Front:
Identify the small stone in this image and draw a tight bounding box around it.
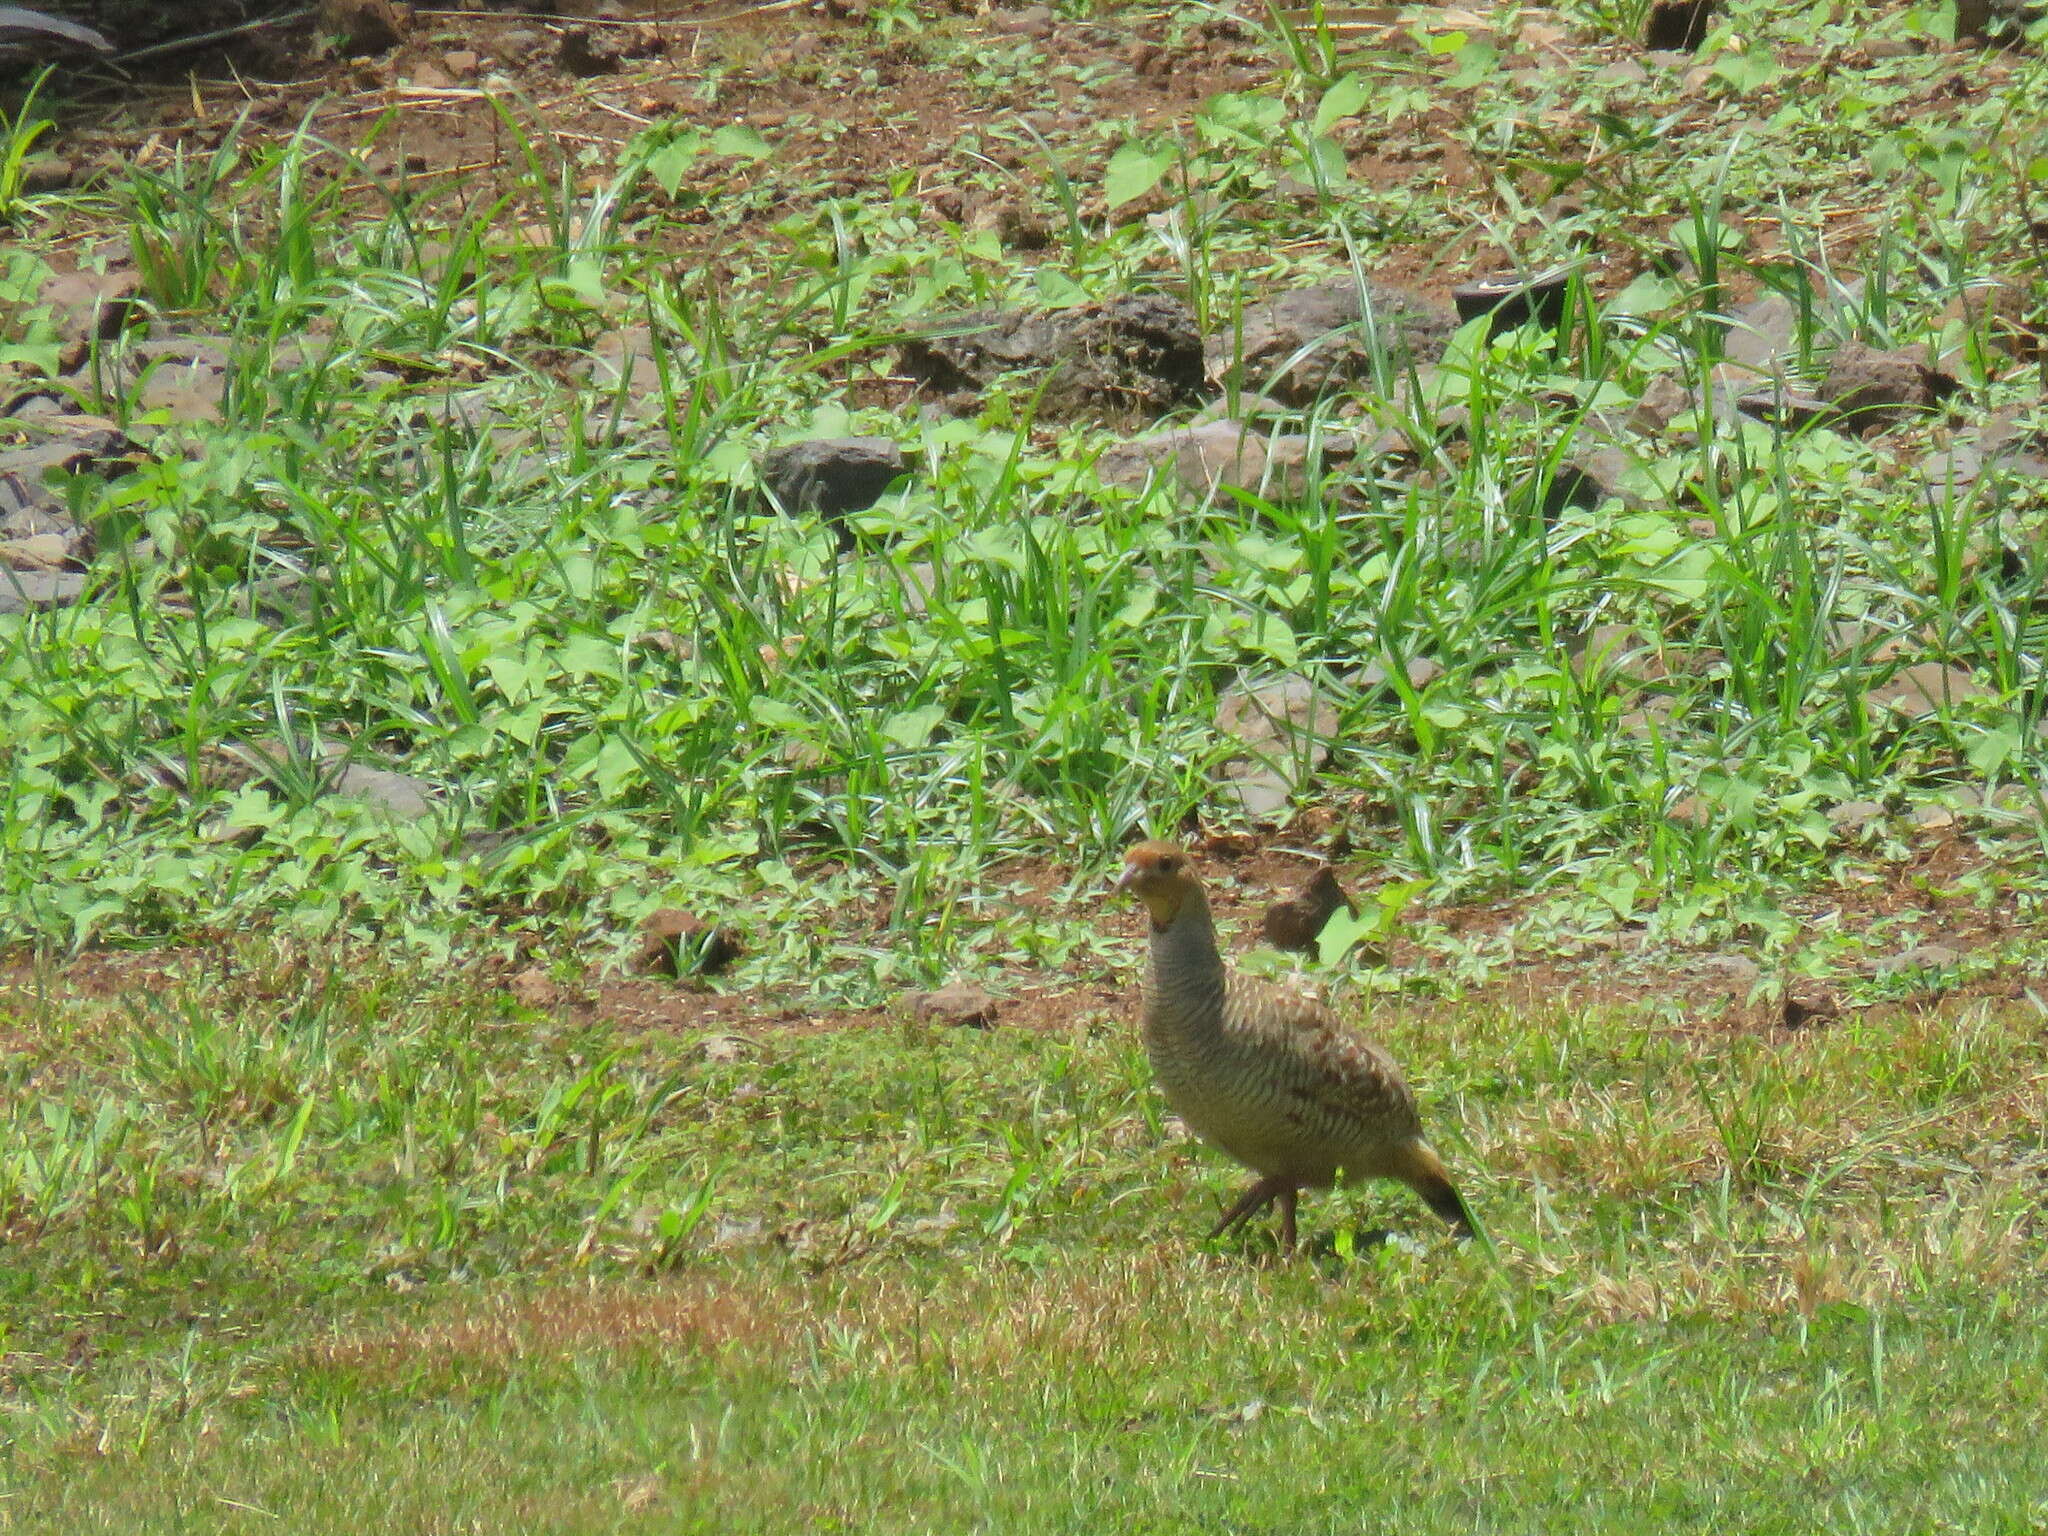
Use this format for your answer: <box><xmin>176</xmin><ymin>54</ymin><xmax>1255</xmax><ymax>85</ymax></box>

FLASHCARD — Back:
<box><xmin>635</xmin><ymin>909</ymin><xmax>744</xmax><ymax>978</ymax></box>
<box><xmin>444</xmin><ymin>48</ymin><xmax>480</xmax><ymax>77</ymax></box>
<box><xmin>991</xmin><ymin>4</ymin><xmax>1054</xmax><ymax>37</ymax></box>
<box><xmin>509</xmin><ymin>966</ymin><xmax>563</xmax><ymax>1008</ymax></box>
<box><xmin>0</xmin><ymin>569</ymin><xmax>86</xmax><ymax>614</ymax></box>
<box><xmin>1819</xmin><ymin>343</ymin><xmax>1958</xmax><ymax>434</ymax></box>
<box><xmin>1867</xmin><ymin>662</ymin><xmax>1990</xmax><ymax>719</ymax></box>
<box><xmin>1873</xmin><ymin>943</ymin><xmax>1964</xmax><ymax>976</ymax></box>
<box><xmin>37</xmin><ymin>268</ymin><xmax>141</xmax><ymax>345</ymax></box>
<box><xmin>19</xmin><ymin>156</ymin><xmax>75</xmax><ymax>194</ymax></box>
<box><xmin>1216</xmin><ymin>675</ymin><xmax>1338</xmax><ymax>824</ymax></box>
<box><xmin>909</xmin><ymin>981</ymin><xmax>998</xmax><ymax>1028</ymax></box>
<box><xmin>0</xmin><ymin>533</ymin><xmax>71</xmax><ymax>571</ymax></box>
<box><xmin>1826</xmin><ymin>799</ymin><xmax>1887</xmax><ymax>835</ymax></box>
<box><xmin>1695</xmin><ymin>953</ymin><xmax>1760</xmax><ymax>991</ymax></box>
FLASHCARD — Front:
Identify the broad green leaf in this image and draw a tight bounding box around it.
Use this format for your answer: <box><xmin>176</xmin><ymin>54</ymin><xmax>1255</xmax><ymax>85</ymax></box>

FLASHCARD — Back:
<box><xmin>644</xmin><ymin>133</ymin><xmax>704</xmax><ymax>198</ymax></box>
<box><xmin>1312</xmin><ymin>74</ymin><xmax>1369</xmax><ymax>137</ymax></box>
<box><xmin>1104</xmin><ymin>140</ymin><xmax>1176</xmax><ymax>209</ymax></box>
<box><xmin>710</xmin><ymin>124</ymin><xmax>772</xmax><ymax>160</ymax></box>
<box><xmin>882</xmin><ymin>704</ymin><xmax>946</xmax><ymax>750</ymax></box>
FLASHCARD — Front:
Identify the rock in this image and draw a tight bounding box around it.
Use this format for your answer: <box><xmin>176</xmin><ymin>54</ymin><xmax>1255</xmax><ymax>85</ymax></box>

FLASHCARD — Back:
<box><xmin>0</xmin><ymin>533</ymin><xmax>70</xmax><ymax>571</ymax></box>
<box><xmin>443</xmin><ymin>48</ymin><xmax>480</xmax><ymax>77</ymax></box>
<box><xmin>19</xmin><ymin>156</ymin><xmax>74</xmax><ymax>194</ymax></box>
<box><xmin>757</xmin><ymin>437</ymin><xmax>908</xmax><ymax>549</ymax></box>
<box><xmin>1719</xmin><ymin>292</ymin><xmax>1802</xmax><ymax>375</ymax></box>
<box><xmin>327</xmin><ymin>760</ymin><xmax>435</xmax><ymax>820</ymax></box>
<box><xmin>37</xmin><ymin>268</ymin><xmax>141</xmax><ymax>347</ymax></box>
<box><xmin>587</xmin><ymin>327</ymin><xmax>664</xmax><ymax>418</ymax></box>
<box><xmin>317</xmin><ymin>0</ymin><xmax>408</xmax><ymax>53</ymax></box>
<box><xmin>1921</xmin><ymin>408</ymin><xmax>2048</xmax><ymax>501</ymax></box>
<box><xmin>1595</xmin><ymin>58</ymin><xmax>1650</xmax><ymax>85</ymax></box>
<box><xmin>1871</xmin><ymin>943</ymin><xmax>1963</xmax><ymax>976</ymax></box>
<box><xmin>898</xmin><ymin>293</ymin><xmax>1203</xmax><ymax>422</ymax></box>
<box><xmin>1827</xmin><ymin>799</ymin><xmax>1887</xmax><ymax>835</ymax></box>
<box><xmin>1261</xmin><ymin>866</ymin><xmax>1357</xmax><ymax>956</ymax></box>
<box><xmin>1206</xmin><ymin>279</ymin><xmax>1458</xmax><ymax>405</ymax></box>
<box><xmin>508</xmin><ymin>966</ymin><xmax>564</xmax><ymax>1008</ymax></box>
<box><xmin>1866</xmin><ymin>662</ymin><xmax>1990</xmax><ymax>718</ymax></box>
<box><xmin>990</xmin><ymin>3</ymin><xmax>1055</xmax><ymax>37</ymax></box>
<box><xmin>1694</xmin><ymin>953</ymin><xmax>1760</xmax><ymax>991</ymax></box>
<box><xmin>635</xmin><ymin>909</ymin><xmax>744</xmax><ymax>978</ymax></box>
<box><xmin>1819</xmin><ymin>343</ymin><xmax>1958</xmax><ymax>434</ymax></box>
<box><xmin>908</xmin><ymin>981</ymin><xmax>998</xmax><ymax>1028</ymax></box>
<box><xmin>0</xmin><ymin>568</ymin><xmax>85</xmax><ymax>614</ymax></box>
<box><xmin>1216</xmin><ymin>674</ymin><xmax>1338</xmax><ymax>823</ymax></box>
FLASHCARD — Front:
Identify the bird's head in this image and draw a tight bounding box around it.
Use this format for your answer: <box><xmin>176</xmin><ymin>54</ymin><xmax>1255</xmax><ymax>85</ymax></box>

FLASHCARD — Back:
<box><xmin>1114</xmin><ymin>840</ymin><xmax>1203</xmax><ymax>929</ymax></box>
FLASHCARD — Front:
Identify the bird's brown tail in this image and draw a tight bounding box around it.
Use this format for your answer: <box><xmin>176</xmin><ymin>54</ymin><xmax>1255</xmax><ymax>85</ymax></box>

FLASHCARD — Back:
<box><xmin>1389</xmin><ymin>1140</ymin><xmax>1478</xmax><ymax>1240</ymax></box>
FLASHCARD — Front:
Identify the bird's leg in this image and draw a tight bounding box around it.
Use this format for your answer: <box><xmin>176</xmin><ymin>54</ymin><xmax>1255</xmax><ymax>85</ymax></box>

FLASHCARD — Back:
<box><xmin>1207</xmin><ymin>1174</ymin><xmax>1290</xmax><ymax>1240</ymax></box>
<box><xmin>1275</xmin><ymin>1186</ymin><xmax>1298</xmax><ymax>1256</ymax></box>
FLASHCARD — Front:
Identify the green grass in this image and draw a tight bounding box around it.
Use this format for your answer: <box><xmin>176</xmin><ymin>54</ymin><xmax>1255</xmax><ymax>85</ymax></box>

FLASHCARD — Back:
<box><xmin>3</xmin><ymin>957</ymin><xmax>2047</xmax><ymax>1530</ymax></box>
<box><xmin>0</xmin><ymin>0</ymin><xmax>2045</xmax><ymax>986</ymax></box>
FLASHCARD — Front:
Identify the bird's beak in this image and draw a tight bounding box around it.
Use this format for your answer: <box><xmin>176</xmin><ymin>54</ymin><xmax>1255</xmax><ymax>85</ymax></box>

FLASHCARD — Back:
<box><xmin>1111</xmin><ymin>863</ymin><xmax>1139</xmax><ymax>897</ymax></box>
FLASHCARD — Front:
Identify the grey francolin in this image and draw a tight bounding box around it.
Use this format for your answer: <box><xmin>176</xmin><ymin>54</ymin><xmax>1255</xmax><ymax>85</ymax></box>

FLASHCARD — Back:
<box><xmin>1116</xmin><ymin>840</ymin><xmax>1475</xmax><ymax>1252</ymax></box>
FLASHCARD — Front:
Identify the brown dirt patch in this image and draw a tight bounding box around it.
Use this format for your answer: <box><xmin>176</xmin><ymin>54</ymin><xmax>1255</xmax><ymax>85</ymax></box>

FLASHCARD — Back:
<box><xmin>301</xmin><ymin>1274</ymin><xmax>793</xmax><ymax>1384</ymax></box>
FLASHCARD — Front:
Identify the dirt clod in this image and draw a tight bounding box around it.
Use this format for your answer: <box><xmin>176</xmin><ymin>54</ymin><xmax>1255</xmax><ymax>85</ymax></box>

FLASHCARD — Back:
<box><xmin>636</xmin><ymin>910</ymin><xmax>745</xmax><ymax>979</ymax></box>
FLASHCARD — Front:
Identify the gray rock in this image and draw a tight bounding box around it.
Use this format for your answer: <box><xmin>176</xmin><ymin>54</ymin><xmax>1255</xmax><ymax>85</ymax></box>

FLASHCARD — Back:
<box><xmin>1207</xmin><ymin>279</ymin><xmax>1458</xmax><ymax>405</ymax></box>
<box><xmin>898</xmin><ymin>293</ymin><xmax>1203</xmax><ymax>421</ymax></box>
<box><xmin>1216</xmin><ymin>674</ymin><xmax>1338</xmax><ymax>823</ymax></box>
<box><xmin>0</xmin><ymin>568</ymin><xmax>85</xmax><ymax>614</ymax></box>
<box><xmin>1826</xmin><ymin>799</ymin><xmax>1887</xmax><ymax>834</ymax></box>
<box><xmin>1866</xmin><ymin>662</ymin><xmax>1990</xmax><ymax>719</ymax></box>
<box><xmin>1694</xmin><ymin>953</ymin><xmax>1761</xmax><ymax>991</ymax></box>
<box><xmin>1872</xmin><ymin>943</ymin><xmax>1964</xmax><ymax>976</ymax></box>
<box><xmin>1819</xmin><ymin>342</ymin><xmax>1958</xmax><ymax>434</ymax></box>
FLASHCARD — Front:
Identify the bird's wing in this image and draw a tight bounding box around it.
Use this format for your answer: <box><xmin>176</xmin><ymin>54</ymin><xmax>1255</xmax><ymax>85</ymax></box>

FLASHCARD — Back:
<box><xmin>0</xmin><ymin>6</ymin><xmax>113</xmax><ymax>49</ymax></box>
<box><xmin>1228</xmin><ymin>974</ymin><xmax>1420</xmax><ymax>1131</ymax></box>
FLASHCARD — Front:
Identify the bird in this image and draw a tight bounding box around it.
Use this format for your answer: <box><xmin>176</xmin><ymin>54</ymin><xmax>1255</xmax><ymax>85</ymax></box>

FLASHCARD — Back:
<box><xmin>1260</xmin><ymin>864</ymin><xmax>1358</xmax><ymax>957</ymax></box>
<box><xmin>0</xmin><ymin>6</ymin><xmax>111</xmax><ymax>51</ymax></box>
<box><xmin>1115</xmin><ymin>839</ymin><xmax>1475</xmax><ymax>1253</ymax></box>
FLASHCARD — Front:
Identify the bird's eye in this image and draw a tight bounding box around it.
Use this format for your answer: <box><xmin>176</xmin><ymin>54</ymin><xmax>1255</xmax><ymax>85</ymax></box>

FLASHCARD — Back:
<box><xmin>1159</xmin><ymin>857</ymin><xmax>1178</xmax><ymax>872</ymax></box>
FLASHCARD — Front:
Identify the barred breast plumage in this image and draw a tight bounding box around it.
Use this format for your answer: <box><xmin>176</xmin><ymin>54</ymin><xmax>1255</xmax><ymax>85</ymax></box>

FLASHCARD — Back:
<box><xmin>1115</xmin><ymin>839</ymin><xmax>1476</xmax><ymax>1252</ymax></box>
